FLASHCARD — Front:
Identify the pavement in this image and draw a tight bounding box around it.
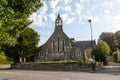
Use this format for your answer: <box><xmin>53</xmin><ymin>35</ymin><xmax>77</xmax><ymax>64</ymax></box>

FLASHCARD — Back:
<box><xmin>108</xmin><ymin>62</ymin><xmax>120</xmax><ymax>66</ymax></box>
<box><xmin>99</xmin><ymin>62</ymin><xmax>120</xmax><ymax>73</ymax></box>
<box><xmin>0</xmin><ymin>70</ymin><xmax>120</xmax><ymax>80</ymax></box>
<box><xmin>0</xmin><ymin>62</ymin><xmax>120</xmax><ymax>80</ymax></box>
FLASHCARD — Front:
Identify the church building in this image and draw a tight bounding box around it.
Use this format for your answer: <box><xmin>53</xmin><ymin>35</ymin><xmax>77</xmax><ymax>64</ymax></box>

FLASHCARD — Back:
<box><xmin>34</xmin><ymin>14</ymin><xmax>94</xmax><ymax>61</ymax></box>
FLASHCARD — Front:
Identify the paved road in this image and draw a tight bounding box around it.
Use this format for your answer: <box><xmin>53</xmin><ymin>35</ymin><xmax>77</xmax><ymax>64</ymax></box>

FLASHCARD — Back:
<box><xmin>108</xmin><ymin>62</ymin><xmax>120</xmax><ymax>66</ymax></box>
<box><xmin>0</xmin><ymin>70</ymin><xmax>120</xmax><ymax>80</ymax></box>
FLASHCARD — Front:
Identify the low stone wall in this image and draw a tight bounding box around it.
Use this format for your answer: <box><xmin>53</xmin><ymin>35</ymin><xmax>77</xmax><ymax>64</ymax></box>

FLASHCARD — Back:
<box><xmin>11</xmin><ymin>62</ymin><xmax>103</xmax><ymax>71</ymax></box>
<box><xmin>0</xmin><ymin>64</ymin><xmax>11</xmax><ymax>69</ymax></box>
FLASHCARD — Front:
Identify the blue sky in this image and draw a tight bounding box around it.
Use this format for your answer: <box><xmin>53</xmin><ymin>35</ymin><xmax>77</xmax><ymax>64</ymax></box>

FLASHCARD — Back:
<box><xmin>29</xmin><ymin>0</ymin><xmax>120</xmax><ymax>46</ymax></box>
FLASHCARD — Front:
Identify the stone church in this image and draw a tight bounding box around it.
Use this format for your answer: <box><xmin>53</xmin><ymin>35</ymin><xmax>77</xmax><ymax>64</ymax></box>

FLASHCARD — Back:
<box><xmin>34</xmin><ymin>14</ymin><xmax>95</xmax><ymax>61</ymax></box>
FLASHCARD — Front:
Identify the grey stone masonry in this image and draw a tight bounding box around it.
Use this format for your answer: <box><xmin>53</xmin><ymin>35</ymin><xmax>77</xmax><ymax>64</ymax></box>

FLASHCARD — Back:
<box><xmin>34</xmin><ymin>14</ymin><xmax>84</xmax><ymax>61</ymax></box>
<box><xmin>11</xmin><ymin>62</ymin><xmax>103</xmax><ymax>71</ymax></box>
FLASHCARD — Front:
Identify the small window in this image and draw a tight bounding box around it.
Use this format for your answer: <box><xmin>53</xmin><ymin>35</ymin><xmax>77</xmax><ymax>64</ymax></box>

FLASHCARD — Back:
<box><xmin>52</xmin><ymin>41</ymin><xmax>55</xmax><ymax>51</ymax></box>
<box><xmin>63</xmin><ymin>41</ymin><xmax>65</xmax><ymax>51</ymax></box>
<box><xmin>39</xmin><ymin>52</ymin><xmax>41</xmax><ymax>56</ymax></box>
<box><xmin>58</xmin><ymin>38</ymin><xmax>59</xmax><ymax>52</ymax></box>
<box><xmin>59</xmin><ymin>20</ymin><xmax>61</xmax><ymax>25</ymax></box>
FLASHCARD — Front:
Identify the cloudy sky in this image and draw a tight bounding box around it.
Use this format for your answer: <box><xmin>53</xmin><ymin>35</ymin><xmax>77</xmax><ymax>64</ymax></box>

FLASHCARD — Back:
<box><xmin>29</xmin><ymin>0</ymin><xmax>120</xmax><ymax>46</ymax></box>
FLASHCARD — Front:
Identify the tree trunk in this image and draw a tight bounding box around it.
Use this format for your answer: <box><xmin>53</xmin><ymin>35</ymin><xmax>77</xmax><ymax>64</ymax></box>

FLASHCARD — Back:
<box><xmin>23</xmin><ymin>57</ymin><xmax>26</xmax><ymax>63</ymax></box>
<box><xmin>19</xmin><ymin>57</ymin><xmax>22</xmax><ymax>63</ymax></box>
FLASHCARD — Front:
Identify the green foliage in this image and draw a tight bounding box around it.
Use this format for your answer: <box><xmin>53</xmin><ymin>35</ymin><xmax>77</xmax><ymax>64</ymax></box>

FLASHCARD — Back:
<box><xmin>99</xmin><ymin>32</ymin><xmax>116</xmax><ymax>54</ymax></box>
<box><xmin>91</xmin><ymin>40</ymin><xmax>110</xmax><ymax>63</ymax></box>
<box><xmin>0</xmin><ymin>51</ymin><xmax>7</xmax><ymax>61</ymax></box>
<box><xmin>34</xmin><ymin>60</ymin><xmax>94</xmax><ymax>65</ymax></box>
<box><xmin>115</xmin><ymin>31</ymin><xmax>120</xmax><ymax>49</ymax></box>
<box><xmin>0</xmin><ymin>0</ymin><xmax>42</xmax><ymax>62</ymax></box>
<box><xmin>0</xmin><ymin>0</ymin><xmax>42</xmax><ymax>47</ymax></box>
<box><xmin>0</xmin><ymin>51</ymin><xmax>13</xmax><ymax>64</ymax></box>
<box><xmin>17</xmin><ymin>27</ymin><xmax>39</xmax><ymax>57</ymax></box>
<box><xmin>5</xmin><ymin>27</ymin><xmax>39</xmax><ymax>63</ymax></box>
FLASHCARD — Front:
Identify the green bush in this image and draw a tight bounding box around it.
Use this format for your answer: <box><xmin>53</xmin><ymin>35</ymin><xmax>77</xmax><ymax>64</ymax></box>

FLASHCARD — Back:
<box><xmin>0</xmin><ymin>51</ymin><xmax>13</xmax><ymax>64</ymax></box>
<box><xmin>91</xmin><ymin>40</ymin><xmax>110</xmax><ymax>63</ymax></box>
<box><xmin>34</xmin><ymin>60</ymin><xmax>94</xmax><ymax>65</ymax></box>
<box><xmin>0</xmin><ymin>51</ymin><xmax>7</xmax><ymax>61</ymax></box>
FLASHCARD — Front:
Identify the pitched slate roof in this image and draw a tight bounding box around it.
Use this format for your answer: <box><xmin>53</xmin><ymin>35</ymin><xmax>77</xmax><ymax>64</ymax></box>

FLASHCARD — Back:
<box><xmin>76</xmin><ymin>40</ymin><xmax>96</xmax><ymax>50</ymax></box>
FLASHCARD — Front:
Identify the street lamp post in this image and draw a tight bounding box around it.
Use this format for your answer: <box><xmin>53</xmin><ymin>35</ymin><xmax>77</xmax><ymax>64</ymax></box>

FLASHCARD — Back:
<box><xmin>88</xmin><ymin>19</ymin><xmax>95</xmax><ymax>71</ymax></box>
<box><xmin>88</xmin><ymin>19</ymin><xmax>93</xmax><ymax>48</ymax></box>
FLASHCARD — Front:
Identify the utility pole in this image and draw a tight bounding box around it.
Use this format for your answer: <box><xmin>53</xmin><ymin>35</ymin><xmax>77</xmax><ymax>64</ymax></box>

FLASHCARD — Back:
<box><xmin>88</xmin><ymin>19</ymin><xmax>93</xmax><ymax>48</ymax></box>
<box><xmin>88</xmin><ymin>19</ymin><xmax>95</xmax><ymax>71</ymax></box>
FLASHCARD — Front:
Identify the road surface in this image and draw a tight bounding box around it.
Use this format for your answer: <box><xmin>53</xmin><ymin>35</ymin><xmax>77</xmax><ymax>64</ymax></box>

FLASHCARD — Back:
<box><xmin>0</xmin><ymin>70</ymin><xmax>120</xmax><ymax>80</ymax></box>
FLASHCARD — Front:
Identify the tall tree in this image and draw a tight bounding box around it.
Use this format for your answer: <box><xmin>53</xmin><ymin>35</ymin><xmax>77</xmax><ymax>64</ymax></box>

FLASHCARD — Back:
<box><xmin>0</xmin><ymin>0</ymin><xmax>42</xmax><ymax>48</ymax></box>
<box><xmin>115</xmin><ymin>30</ymin><xmax>120</xmax><ymax>49</ymax></box>
<box><xmin>91</xmin><ymin>40</ymin><xmax>110</xmax><ymax>63</ymax></box>
<box><xmin>5</xmin><ymin>27</ymin><xmax>39</xmax><ymax>63</ymax></box>
<box><xmin>99</xmin><ymin>32</ymin><xmax>116</xmax><ymax>54</ymax></box>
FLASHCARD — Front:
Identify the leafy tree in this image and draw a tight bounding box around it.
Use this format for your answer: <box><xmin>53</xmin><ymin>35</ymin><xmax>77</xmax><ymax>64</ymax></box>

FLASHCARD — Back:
<box><xmin>99</xmin><ymin>32</ymin><xmax>116</xmax><ymax>54</ymax></box>
<box><xmin>0</xmin><ymin>0</ymin><xmax>42</xmax><ymax>63</ymax></box>
<box><xmin>5</xmin><ymin>27</ymin><xmax>39</xmax><ymax>63</ymax></box>
<box><xmin>0</xmin><ymin>0</ymin><xmax>42</xmax><ymax>48</ymax></box>
<box><xmin>91</xmin><ymin>40</ymin><xmax>110</xmax><ymax>63</ymax></box>
<box><xmin>115</xmin><ymin>30</ymin><xmax>120</xmax><ymax>49</ymax></box>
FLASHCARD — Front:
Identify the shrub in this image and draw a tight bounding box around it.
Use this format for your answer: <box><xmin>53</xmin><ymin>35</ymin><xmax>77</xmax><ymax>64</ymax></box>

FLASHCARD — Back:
<box><xmin>0</xmin><ymin>51</ymin><xmax>13</xmax><ymax>64</ymax></box>
<box><xmin>91</xmin><ymin>40</ymin><xmax>110</xmax><ymax>63</ymax></box>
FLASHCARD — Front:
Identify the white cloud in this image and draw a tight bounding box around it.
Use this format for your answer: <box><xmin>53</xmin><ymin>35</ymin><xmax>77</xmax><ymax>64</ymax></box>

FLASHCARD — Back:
<box><xmin>35</xmin><ymin>15</ymin><xmax>43</xmax><ymax>26</ymax></box>
<box><xmin>61</xmin><ymin>13</ymin><xmax>68</xmax><ymax>21</ymax></box>
<box><xmin>66</xmin><ymin>18</ymin><xmax>75</xmax><ymax>24</ymax></box>
<box><xmin>114</xmin><ymin>14</ymin><xmax>120</xmax><ymax>21</ymax></box>
<box><xmin>86</xmin><ymin>10</ymin><xmax>91</xmax><ymax>14</ymax></box>
<box><xmin>92</xmin><ymin>17</ymin><xmax>98</xmax><ymax>23</ymax></box>
<box><xmin>75</xmin><ymin>3</ymin><xmax>83</xmax><ymax>10</ymax></box>
<box><xmin>86</xmin><ymin>5</ymin><xmax>97</xmax><ymax>15</ymax></box>
<box><xmin>87</xmin><ymin>15</ymin><xmax>98</xmax><ymax>23</ymax></box>
<box><xmin>115</xmin><ymin>0</ymin><xmax>120</xmax><ymax>2</ymax></box>
<box><xmin>78</xmin><ymin>21</ymin><xmax>85</xmax><ymax>25</ymax></box>
<box><xmin>30</xmin><ymin>13</ymin><xmax>43</xmax><ymax>27</ymax></box>
<box><xmin>80</xmin><ymin>0</ymin><xmax>84</xmax><ymax>2</ymax></box>
<box><xmin>50</xmin><ymin>0</ymin><xmax>59</xmax><ymax>9</ymax></box>
<box><xmin>104</xmin><ymin>13</ymin><xmax>112</xmax><ymax>21</ymax></box>
<box><xmin>49</xmin><ymin>13</ymin><xmax>56</xmax><ymax>22</ymax></box>
<box><xmin>40</xmin><ymin>2</ymin><xmax>48</xmax><ymax>15</ymax></box>
<box><xmin>64</xmin><ymin>0</ymin><xmax>72</xmax><ymax>5</ymax></box>
<box><xmin>113</xmin><ymin>24</ymin><xmax>120</xmax><ymax>30</ymax></box>
<box><xmin>91</xmin><ymin>5</ymin><xmax>98</xmax><ymax>11</ymax></box>
<box><xmin>104</xmin><ymin>10</ymin><xmax>110</xmax><ymax>14</ymax></box>
<box><xmin>76</xmin><ymin>9</ymin><xmax>82</xmax><ymax>15</ymax></box>
<box><xmin>75</xmin><ymin>3</ymin><xmax>84</xmax><ymax>15</ymax></box>
<box><xmin>103</xmin><ymin>1</ymin><xmax>113</xmax><ymax>9</ymax></box>
<box><xmin>85</xmin><ymin>0</ymin><xmax>90</xmax><ymax>3</ymax></box>
<box><xmin>70</xmin><ymin>12</ymin><xmax>76</xmax><ymax>16</ymax></box>
<box><xmin>29</xmin><ymin>13</ymin><xmax>36</xmax><ymax>21</ymax></box>
<box><xmin>65</xmin><ymin>6</ymin><xmax>71</xmax><ymax>12</ymax></box>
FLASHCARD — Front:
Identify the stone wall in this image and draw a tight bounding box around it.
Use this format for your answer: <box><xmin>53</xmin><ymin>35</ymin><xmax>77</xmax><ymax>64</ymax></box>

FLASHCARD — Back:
<box><xmin>0</xmin><ymin>64</ymin><xmax>11</xmax><ymax>69</ymax></box>
<box><xmin>11</xmin><ymin>62</ymin><xmax>103</xmax><ymax>71</ymax></box>
<box><xmin>107</xmin><ymin>56</ymin><xmax>114</xmax><ymax>62</ymax></box>
<box><xmin>117</xmin><ymin>48</ymin><xmax>120</xmax><ymax>62</ymax></box>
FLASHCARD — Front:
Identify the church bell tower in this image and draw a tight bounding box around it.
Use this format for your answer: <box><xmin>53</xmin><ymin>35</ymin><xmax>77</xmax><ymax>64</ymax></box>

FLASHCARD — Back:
<box><xmin>55</xmin><ymin>14</ymin><xmax>63</xmax><ymax>32</ymax></box>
